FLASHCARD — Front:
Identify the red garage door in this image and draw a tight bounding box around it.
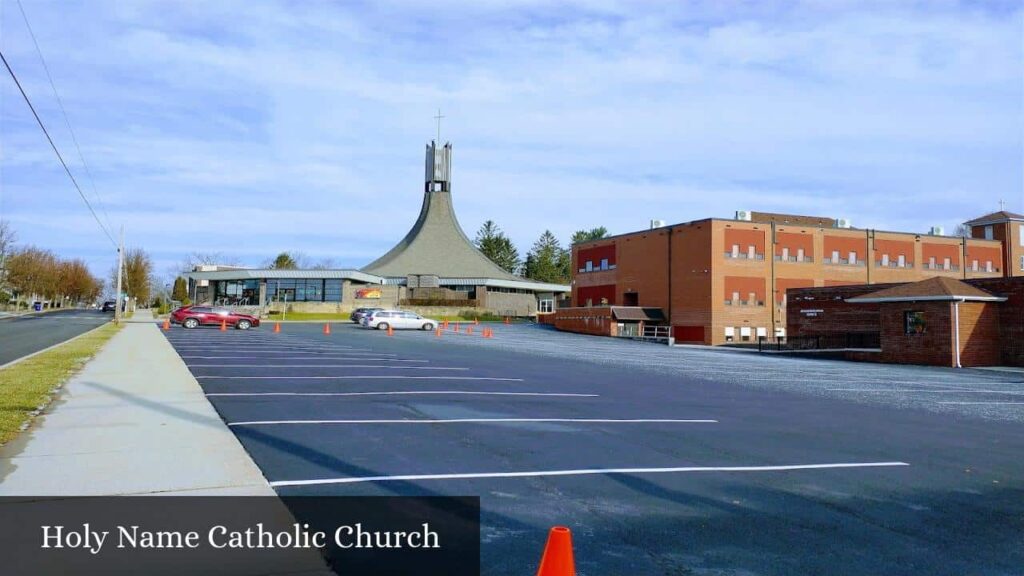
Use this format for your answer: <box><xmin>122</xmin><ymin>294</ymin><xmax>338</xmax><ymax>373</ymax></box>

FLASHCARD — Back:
<box><xmin>673</xmin><ymin>325</ymin><xmax>705</xmax><ymax>343</ymax></box>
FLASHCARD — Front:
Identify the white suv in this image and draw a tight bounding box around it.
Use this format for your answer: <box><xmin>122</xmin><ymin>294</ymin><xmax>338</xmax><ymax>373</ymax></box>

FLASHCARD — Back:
<box><xmin>362</xmin><ymin>310</ymin><xmax>436</xmax><ymax>331</ymax></box>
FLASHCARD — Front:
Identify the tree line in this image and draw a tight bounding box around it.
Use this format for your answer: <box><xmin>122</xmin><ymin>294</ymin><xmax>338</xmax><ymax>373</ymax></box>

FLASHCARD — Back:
<box><xmin>474</xmin><ymin>221</ymin><xmax>609</xmax><ymax>284</ymax></box>
<box><xmin>0</xmin><ymin>220</ymin><xmax>104</xmax><ymax>307</ymax></box>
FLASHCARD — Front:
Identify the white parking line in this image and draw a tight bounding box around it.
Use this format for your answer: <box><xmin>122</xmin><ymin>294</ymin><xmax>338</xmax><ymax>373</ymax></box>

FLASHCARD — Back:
<box><xmin>828</xmin><ymin>389</ymin><xmax>1024</xmax><ymax>395</ymax></box>
<box><xmin>195</xmin><ymin>375</ymin><xmax>525</xmax><ymax>381</ymax></box>
<box><xmin>206</xmin><ymin>391</ymin><xmax>599</xmax><ymax>398</ymax></box>
<box><xmin>229</xmin><ymin>418</ymin><xmax>716</xmax><ymax>426</ymax></box>
<box><xmin>268</xmin><ymin>461</ymin><xmax>910</xmax><ymax>487</ymax></box>
<box><xmin>188</xmin><ymin>365</ymin><xmax>468</xmax><ymax>370</ymax></box>
<box><xmin>182</xmin><ymin>356</ymin><xmax>418</xmax><ymax>361</ymax></box>
<box><xmin>936</xmin><ymin>401</ymin><xmax>1024</xmax><ymax>405</ymax></box>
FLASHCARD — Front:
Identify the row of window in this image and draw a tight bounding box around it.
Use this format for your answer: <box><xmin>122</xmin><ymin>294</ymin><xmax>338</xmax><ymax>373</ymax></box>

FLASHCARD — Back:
<box><xmin>266</xmin><ymin>279</ymin><xmax>343</xmax><ymax>302</ymax></box>
<box><xmin>579</xmin><ymin>259</ymin><xmax>616</xmax><ymax>273</ymax></box>
<box><xmin>723</xmin><ymin>326</ymin><xmax>779</xmax><ymax>342</ymax></box>
<box><xmin>724</xmin><ymin>298</ymin><xmax>765</xmax><ymax>307</ymax></box>
<box><xmin>727</xmin><ymin>244</ymin><xmax>1000</xmax><ymax>272</ymax></box>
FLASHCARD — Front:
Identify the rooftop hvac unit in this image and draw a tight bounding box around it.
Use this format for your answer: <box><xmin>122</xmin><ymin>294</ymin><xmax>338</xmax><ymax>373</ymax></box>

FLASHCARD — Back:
<box><xmin>929</xmin><ymin>226</ymin><xmax>945</xmax><ymax>236</ymax></box>
<box><xmin>835</xmin><ymin>218</ymin><xmax>852</xmax><ymax>229</ymax></box>
<box><xmin>649</xmin><ymin>219</ymin><xmax>666</xmax><ymax>229</ymax></box>
<box><xmin>735</xmin><ymin>210</ymin><xmax>752</xmax><ymax>221</ymax></box>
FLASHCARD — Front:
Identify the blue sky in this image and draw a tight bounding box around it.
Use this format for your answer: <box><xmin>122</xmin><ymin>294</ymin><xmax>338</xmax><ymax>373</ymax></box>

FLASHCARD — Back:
<box><xmin>0</xmin><ymin>0</ymin><xmax>1021</xmax><ymax>280</ymax></box>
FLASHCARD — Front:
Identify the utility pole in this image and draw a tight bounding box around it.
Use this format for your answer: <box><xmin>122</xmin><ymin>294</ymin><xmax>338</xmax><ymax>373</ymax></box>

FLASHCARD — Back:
<box><xmin>114</xmin><ymin>226</ymin><xmax>124</xmax><ymax>324</ymax></box>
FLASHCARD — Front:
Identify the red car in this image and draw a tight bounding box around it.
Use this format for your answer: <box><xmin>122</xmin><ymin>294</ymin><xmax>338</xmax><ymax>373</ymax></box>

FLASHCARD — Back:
<box><xmin>171</xmin><ymin>306</ymin><xmax>260</xmax><ymax>330</ymax></box>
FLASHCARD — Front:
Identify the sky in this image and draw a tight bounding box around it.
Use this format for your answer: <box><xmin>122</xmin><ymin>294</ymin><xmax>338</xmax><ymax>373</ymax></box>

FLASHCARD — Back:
<box><xmin>0</xmin><ymin>0</ymin><xmax>1021</xmax><ymax>282</ymax></box>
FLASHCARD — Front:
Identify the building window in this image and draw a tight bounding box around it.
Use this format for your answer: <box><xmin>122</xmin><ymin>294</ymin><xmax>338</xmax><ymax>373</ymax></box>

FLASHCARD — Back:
<box><xmin>984</xmin><ymin>225</ymin><xmax>994</xmax><ymax>240</ymax></box>
<box><xmin>848</xmin><ymin>251</ymin><xmax>857</xmax><ymax>265</ymax></box>
<box><xmin>740</xmin><ymin>326</ymin><xmax>752</xmax><ymax>341</ymax></box>
<box><xmin>600</xmin><ymin>258</ymin><xmax>609</xmax><ymax>270</ymax></box>
<box><xmin>943</xmin><ymin>257</ymin><xmax>951</xmax><ymax>271</ymax></box>
<box><xmin>897</xmin><ymin>254</ymin><xmax>906</xmax><ymax>268</ymax></box>
<box><xmin>1020</xmin><ymin>255</ymin><xmax>1024</xmax><ymax>271</ymax></box>
<box><xmin>904</xmin><ymin>311</ymin><xmax>926</xmax><ymax>335</ymax></box>
<box><xmin>731</xmin><ymin>244</ymin><xmax>740</xmax><ymax>258</ymax></box>
<box><xmin>796</xmin><ymin>248</ymin><xmax>805</xmax><ymax>262</ymax></box>
<box><xmin>972</xmin><ymin>260</ymin><xmax>979</xmax><ymax>271</ymax></box>
<box><xmin>539</xmin><ymin>299</ymin><xmax>554</xmax><ymax>313</ymax></box>
<box><xmin>928</xmin><ymin>256</ymin><xmax>936</xmax><ymax>269</ymax></box>
<box><xmin>724</xmin><ymin>327</ymin><xmax>735</xmax><ymax>342</ymax></box>
<box><xmin>747</xmin><ymin>245</ymin><xmax>756</xmax><ymax>259</ymax></box>
<box><xmin>986</xmin><ymin>260</ymin><xmax>993</xmax><ymax>273</ymax></box>
<box><xmin>881</xmin><ymin>254</ymin><xmax>889</xmax><ymax>266</ymax></box>
<box><xmin>781</xmin><ymin>247</ymin><xmax>789</xmax><ymax>260</ymax></box>
<box><xmin>585</xmin><ymin>261</ymin><xmax>593</xmax><ymax>272</ymax></box>
<box><xmin>831</xmin><ymin>250</ymin><xmax>840</xmax><ymax>263</ymax></box>
<box><xmin>1019</xmin><ymin>224</ymin><xmax>1024</xmax><ymax>246</ymax></box>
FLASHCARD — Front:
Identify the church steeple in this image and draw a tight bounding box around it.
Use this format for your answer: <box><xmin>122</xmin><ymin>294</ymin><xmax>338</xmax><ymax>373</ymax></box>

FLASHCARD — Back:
<box><xmin>425</xmin><ymin>141</ymin><xmax>451</xmax><ymax>192</ymax></box>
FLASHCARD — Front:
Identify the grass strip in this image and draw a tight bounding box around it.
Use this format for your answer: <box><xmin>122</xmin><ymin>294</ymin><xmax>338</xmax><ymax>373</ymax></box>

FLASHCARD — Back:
<box><xmin>0</xmin><ymin>323</ymin><xmax>121</xmax><ymax>446</ymax></box>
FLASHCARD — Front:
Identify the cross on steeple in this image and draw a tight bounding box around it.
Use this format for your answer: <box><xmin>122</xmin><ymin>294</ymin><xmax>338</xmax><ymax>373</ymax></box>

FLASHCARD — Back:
<box><xmin>434</xmin><ymin>109</ymin><xmax>445</xmax><ymax>145</ymax></box>
<box><xmin>998</xmin><ymin>199</ymin><xmax>1006</xmax><ymax>211</ymax></box>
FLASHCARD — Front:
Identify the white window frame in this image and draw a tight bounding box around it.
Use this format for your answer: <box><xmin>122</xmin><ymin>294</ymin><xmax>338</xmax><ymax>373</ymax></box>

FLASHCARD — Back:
<box><xmin>881</xmin><ymin>254</ymin><xmax>889</xmax><ymax>266</ymax></box>
<box><xmin>538</xmin><ymin>299</ymin><xmax>554</xmax><ymax>313</ymax></box>
<box><xmin>585</xmin><ymin>261</ymin><xmax>593</xmax><ymax>272</ymax></box>
<box><xmin>985</xmin><ymin>225</ymin><xmax>994</xmax><ymax>240</ymax></box>
<box><xmin>928</xmin><ymin>256</ymin><xmax>935</xmax><ymax>269</ymax></box>
<box><xmin>831</xmin><ymin>250</ymin><xmax>840</xmax><ymax>263</ymax></box>
<box><xmin>600</xmin><ymin>258</ymin><xmax>609</xmax><ymax>271</ymax></box>
<box><xmin>731</xmin><ymin>244</ymin><xmax>740</xmax><ymax>258</ymax></box>
<box><xmin>897</xmin><ymin>254</ymin><xmax>906</xmax><ymax>268</ymax></box>
<box><xmin>796</xmin><ymin>248</ymin><xmax>805</xmax><ymax>262</ymax></box>
<box><xmin>849</xmin><ymin>251</ymin><xmax>857</xmax><ymax>265</ymax></box>
<box><xmin>986</xmin><ymin>260</ymin><xmax>993</xmax><ymax>273</ymax></box>
<box><xmin>747</xmin><ymin>245</ymin><xmax>756</xmax><ymax>259</ymax></box>
<box><xmin>943</xmin><ymin>257</ymin><xmax>951</xmax><ymax>270</ymax></box>
<box><xmin>781</xmin><ymin>247</ymin><xmax>789</xmax><ymax>260</ymax></box>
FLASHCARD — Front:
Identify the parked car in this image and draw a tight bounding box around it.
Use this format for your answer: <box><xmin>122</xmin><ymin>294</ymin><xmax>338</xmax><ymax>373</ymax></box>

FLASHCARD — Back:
<box><xmin>350</xmin><ymin>307</ymin><xmax>384</xmax><ymax>324</ymax></box>
<box><xmin>171</xmin><ymin>305</ymin><xmax>260</xmax><ymax>330</ymax></box>
<box><xmin>361</xmin><ymin>310</ymin><xmax>435</xmax><ymax>331</ymax></box>
<box><xmin>101</xmin><ymin>300</ymin><xmax>117</xmax><ymax>312</ymax></box>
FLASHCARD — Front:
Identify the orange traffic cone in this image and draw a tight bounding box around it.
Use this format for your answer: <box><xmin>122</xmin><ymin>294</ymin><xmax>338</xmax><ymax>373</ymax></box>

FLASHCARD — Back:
<box><xmin>323</xmin><ymin>323</ymin><xmax>331</xmax><ymax>335</ymax></box>
<box><xmin>535</xmin><ymin>526</ymin><xmax>575</xmax><ymax>576</ymax></box>
<box><xmin>504</xmin><ymin>317</ymin><xmax>511</xmax><ymax>325</ymax></box>
<box><xmin>273</xmin><ymin>322</ymin><xmax>281</xmax><ymax>333</ymax></box>
<box><xmin>435</xmin><ymin>328</ymin><xmax>442</xmax><ymax>337</ymax></box>
<box><xmin>467</xmin><ymin>327</ymin><xmax>474</xmax><ymax>335</ymax></box>
<box><xmin>162</xmin><ymin>318</ymin><xmax>170</xmax><ymax>331</ymax></box>
<box><xmin>387</xmin><ymin>325</ymin><xmax>394</xmax><ymax>337</ymax></box>
<box><xmin>220</xmin><ymin>319</ymin><xmax>227</xmax><ymax>331</ymax></box>
<box><xmin>454</xmin><ymin>321</ymin><xmax>460</xmax><ymax>332</ymax></box>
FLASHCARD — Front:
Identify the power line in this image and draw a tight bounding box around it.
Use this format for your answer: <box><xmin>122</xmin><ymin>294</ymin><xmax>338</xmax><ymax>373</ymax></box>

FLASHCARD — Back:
<box><xmin>0</xmin><ymin>48</ymin><xmax>117</xmax><ymax>248</ymax></box>
<box><xmin>15</xmin><ymin>0</ymin><xmax>116</xmax><ymax>235</ymax></box>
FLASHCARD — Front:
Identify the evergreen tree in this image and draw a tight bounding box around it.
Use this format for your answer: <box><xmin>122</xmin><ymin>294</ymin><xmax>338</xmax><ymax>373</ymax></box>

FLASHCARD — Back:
<box><xmin>524</xmin><ymin>230</ymin><xmax>569</xmax><ymax>284</ymax></box>
<box><xmin>171</xmin><ymin>276</ymin><xmax>188</xmax><ymax>301</ymax></box>
<box><xmin>570</xmin><ymin>226</ymin><xmax>609</xmax><ymax>244</ymax></box>
<box><xmin>270</xmin><ymin>252</ymin><xmax>299</xmax><ymax>269</ymax></box>
<box><xmin>474</xmin><ymin>220</ymin><xmax>521</xmax><ymax>274</ymax></box>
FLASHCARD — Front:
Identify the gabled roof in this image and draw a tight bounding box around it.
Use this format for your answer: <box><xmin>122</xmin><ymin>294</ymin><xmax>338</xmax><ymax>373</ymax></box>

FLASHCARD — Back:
<box><xmin>846</xmin><ymin>276</ymin><xmax>1006</xmax><ymax>303</ymax></box>
<box><xmin>964</xmin><ymin>211</ymin><xmax>1024</xmax><ymax>226</ymax></box>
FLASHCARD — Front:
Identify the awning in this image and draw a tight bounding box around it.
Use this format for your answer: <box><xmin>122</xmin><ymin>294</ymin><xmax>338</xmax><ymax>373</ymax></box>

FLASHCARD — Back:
<box><xmin>610</xmin><ymin>307</ymin><xmax>666</xmax><ymax>322</ymax></box>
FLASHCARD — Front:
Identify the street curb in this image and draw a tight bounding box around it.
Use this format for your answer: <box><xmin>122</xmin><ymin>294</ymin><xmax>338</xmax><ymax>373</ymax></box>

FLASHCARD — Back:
<box><xmin>0</xmin><ymin>321</ymin><xmax>113</xmax><ymax>370</ymax></box>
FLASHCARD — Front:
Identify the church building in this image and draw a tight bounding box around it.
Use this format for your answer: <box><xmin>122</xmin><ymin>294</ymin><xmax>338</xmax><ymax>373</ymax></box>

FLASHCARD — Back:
<box><xmin>185</xmin><ymin>141</ymin><xmax>569</xmax><ymax>317</ymax></box>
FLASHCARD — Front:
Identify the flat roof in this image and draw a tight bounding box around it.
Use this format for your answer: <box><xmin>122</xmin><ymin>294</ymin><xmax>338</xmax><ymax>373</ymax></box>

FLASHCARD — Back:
<box><xmin>184</xmin><ymin>268</ymin><xmax>568</xmax><ymax>293</ymax></box>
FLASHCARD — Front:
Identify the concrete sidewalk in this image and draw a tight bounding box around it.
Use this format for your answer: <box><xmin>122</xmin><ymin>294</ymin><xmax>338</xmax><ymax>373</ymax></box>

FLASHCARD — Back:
<box><xmin>0</xmin><ymin>322</ymin><xmax>273</xmax><ymax>496</ymax></box>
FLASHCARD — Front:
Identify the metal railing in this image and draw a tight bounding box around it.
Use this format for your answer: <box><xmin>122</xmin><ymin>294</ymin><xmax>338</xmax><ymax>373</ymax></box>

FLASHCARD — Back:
<box><xmin>822</xmin><ymin>257</ymin><xmax>866</xmax><ymax>266</ymax></box>
<box><xmin>759</xmin><ymin>332</ymin><xmax>880</xmax><ymax>352</ymax></box>
<box><xmin>774</xmin><ymin>255</ymin><xmax>814</xmax><ymax>263</ymax></box>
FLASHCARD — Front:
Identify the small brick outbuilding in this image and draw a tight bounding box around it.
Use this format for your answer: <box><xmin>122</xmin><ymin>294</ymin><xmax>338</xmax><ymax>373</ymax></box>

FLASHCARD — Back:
<box><xmin>842</xmin><ymin>277</ymin><xmax>1006</xmax><ymax>367</ymax></box>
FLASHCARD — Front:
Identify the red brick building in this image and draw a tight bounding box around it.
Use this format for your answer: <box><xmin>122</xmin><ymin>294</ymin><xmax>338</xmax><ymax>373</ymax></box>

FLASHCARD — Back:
<box><xmin>557</xmin><ymin>210</ymin><xmax>1024</xmax><ymax>345</ymax></box>
<box><xmin>787</xmin><ymin>277</ymin><xmax>1012</xmax><ymax>367</ymax></box>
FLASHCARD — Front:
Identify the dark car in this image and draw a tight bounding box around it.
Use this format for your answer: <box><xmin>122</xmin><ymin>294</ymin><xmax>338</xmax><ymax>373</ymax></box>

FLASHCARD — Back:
<box><xmin>350</xmin><ymin>307</ymin><xmax>384</xmax><ymax>324</ymax></box>
<box><xmin>101</xmin><ymin>300</ymin><xmax>117</xmax><ymax>312</ymax></box>
<box><xmin>171</xmin><ymin>306</ymin><xmax>260</xmax><ymax>330</ymax></box>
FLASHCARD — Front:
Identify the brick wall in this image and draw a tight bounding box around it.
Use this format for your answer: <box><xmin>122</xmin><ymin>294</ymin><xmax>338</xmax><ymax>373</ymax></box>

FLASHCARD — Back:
<box><xmin>879</xmin><ymin>301</ymin><xmax>953</xmax><ymax>366</ymax></box>
<box><xmin>965</xmin><ymin>277</ymin><xmax>1024</xmax><ymax>366</ymax></box>
<box><xmin>956</xmin><ymin>301</ymin><xmax>1001</xmax><ymax>366</ymax></box>
<box><xmin>554</xmin><ymin>307</ymin><xmax>615</xmax><ymax>336</ymax></box>
<box><xmin>786</xmin><ymin>284</ymin><xmax>890</xmax><ymax>336</ymax></box>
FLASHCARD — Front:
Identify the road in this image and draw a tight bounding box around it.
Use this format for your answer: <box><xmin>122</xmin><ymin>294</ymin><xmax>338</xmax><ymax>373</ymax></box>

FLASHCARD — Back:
<box><xmin>163</xmin><ymin>323</ymin><xmax>1024</xmax><ymax>575</ymax></box>
<box><xmin>0</xmin><ymin>309</ymin><xmax>112</xmax><ymax>365</ymax></box>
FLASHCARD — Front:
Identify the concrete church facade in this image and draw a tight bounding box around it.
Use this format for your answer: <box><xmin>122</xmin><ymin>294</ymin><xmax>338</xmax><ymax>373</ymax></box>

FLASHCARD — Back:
<box><xmin>186</xmin><ymin>142</ymin><xmax>569</xmax><ymax>317</ymax></box>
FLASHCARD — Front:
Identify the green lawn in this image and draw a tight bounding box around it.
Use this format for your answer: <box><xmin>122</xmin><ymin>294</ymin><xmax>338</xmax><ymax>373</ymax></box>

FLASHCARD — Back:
<box><xmin>0</xmin><ymin>323</ymin><xmax>121</xmax><ymax>446</ymax></box>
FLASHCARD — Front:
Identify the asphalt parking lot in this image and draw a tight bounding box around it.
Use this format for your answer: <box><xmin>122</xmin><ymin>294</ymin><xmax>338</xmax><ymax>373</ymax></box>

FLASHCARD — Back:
<box><xmin>162</xmin><ymin>322</ymin><xmax>1024</xmax><ymax>575</ymax></box>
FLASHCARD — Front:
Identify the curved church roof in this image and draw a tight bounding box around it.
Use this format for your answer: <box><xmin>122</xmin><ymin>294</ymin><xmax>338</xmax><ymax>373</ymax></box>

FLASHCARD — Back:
<box><xmin>361</xmin><ymin>142</ymin><xmax>523</xmax><ymax>281</ymax></box>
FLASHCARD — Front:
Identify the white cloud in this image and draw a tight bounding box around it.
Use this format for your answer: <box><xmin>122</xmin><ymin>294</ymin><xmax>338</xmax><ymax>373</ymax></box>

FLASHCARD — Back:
<box><xmin>0</xmin><ymin>0</ymin><xmax>1020</xmax><ymax>279</ymax></box>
